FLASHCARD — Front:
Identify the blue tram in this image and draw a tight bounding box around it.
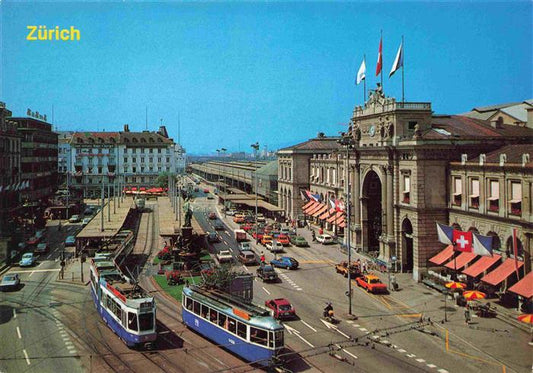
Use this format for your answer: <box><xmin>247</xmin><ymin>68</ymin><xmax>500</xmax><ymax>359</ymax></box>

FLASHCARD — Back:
<box><xmin>89</xmin><ymin>256</ymin><xmax>157</xmax><ymax>348</ymax></box>
<box><xmin>182</xmin><ymin>286</ymin><xmax>284</xmax><ymax>367</ymax></box>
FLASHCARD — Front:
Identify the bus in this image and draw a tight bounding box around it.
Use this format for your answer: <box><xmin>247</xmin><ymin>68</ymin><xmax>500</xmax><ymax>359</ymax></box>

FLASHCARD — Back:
<box><xmin>182</xmin><ymin>285</ymin><xmax>284</xmax><ymax>367</ymax></box>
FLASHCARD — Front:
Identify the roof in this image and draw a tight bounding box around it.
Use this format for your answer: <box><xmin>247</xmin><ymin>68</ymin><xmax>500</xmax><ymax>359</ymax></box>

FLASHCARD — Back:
<box><xmin>444</xmin><ymin>252</ymin><xmax>477</xmax><ymax>270</ymax></box>
<box><xmin>469</xmin><ymin>144</ymin><xmax>533</xmax><ymax>167</ymax></box>
<box><xmin>428</xmin><ymin>245</ymin><xmax>454</xmax><ymax>266</ymax></box>
<box><xmin>255</xmin><ymin>161</ymin><xmax>278</xmax><ymax>177</ymax></box>
<box><xmin>481</xmin><ymin>258</ymin><xmax>524</xmax><ymax>286</ymax></box>
<box><xmin>508</xmin><ymin>271</ymin><xmax>533</xmax><ymax>299</ymax></box>
<box><xmin>424</xmin><ymin>115</ymin><xmax>533</xmax><ymax>140</ymax></box>
<box><xmin>73</xmin><ymin>132</ymin><xmax>119</xmax><ymax>144</ymax></box>
<box><xmin>461</xmin><ymin>100</ymin><xmax>533</xmax><ymax>122</ymax></box>
<box><xmin>278</xmin><ymin>136</ymin><xmax>342</xmax><ymax>152</ymax></box>
<box><xmin>119</xmin><ymin>131</ymin><xmax>173</xmax><ymax>145</ymax></box>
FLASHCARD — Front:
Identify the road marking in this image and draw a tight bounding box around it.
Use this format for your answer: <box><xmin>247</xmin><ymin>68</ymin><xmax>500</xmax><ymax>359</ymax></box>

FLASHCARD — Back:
<box><xmin>359</xmin><ymin>327</ymin><xmax>367</xmax><ymax>332</ymax></box>
<box><xmin>13</xmin><ymin>309</ymin><xmax>16</xmax><ymax>318</ymax></box>
<box><xmin>38</xmin><ymin>262</ymin><xmax>43</xmax><ymax>267</ymax></box>
<box><xmin>69</xmin><ymin>350</ymin><xmax>77</xmax><ymax>354</ymax></box>
<box><xmin>23</xmin><ymin>349</ymin><xmax>30</xmax><ymax>365</ymax></box>
<box><xmin>285</xmin><ymin>324</ymin><xmax>314</xmax><ymax>348</ymax></box>
<box><xmin>29</xmin><ymin>272</ymin><xmax>34</xmax><ymax>277</ymax></box>
<box><xmin>343</xmin><ymin>349</ymin><xmax>358</xmax><ymax>360</ymax></box>
<box><xmin>320</xmin><ymin>319</ymin><xmax>351</xmax><ymax>339</ymax></box>
<box><xmin>15</xmin><ymin>269</ymin><xmax>60</xmax><ymax>273</ymax></box>
<box><xmin>406</xmin><ymin>353</ymin><xmax>416</xmax><ymax>358</ymax></box>
<box><xmin>262</xmin><ymin>287</ymin><xmax>271</xmax><ymax>295</ymax></box>
<box><xmin>416</xmin><ymin>358</ymin><xmax>426</xmax><ymax>363</ymax></box>
<box><xmin>228</xmin><ymin>248</ymin><xmax>233</xmax><ymax>253</ymax></box>
<box><xmin>296</xmin><ymin>287</ymin><xmax>303</xmax><ymax>291</ymax></box>
<box><xmin>242</xmin><ymin>266</ymin><xmax>249</xmax><ymax>272</ymax></box>
<box><xmin>437</xmin><ymin>370</ymin><xmax>449</xmax><ymax>373</ymax></box>
<box><xmin>397</xmin><ymin>349</ymin><xmax>406</xmax><ymax>353</ymax></box>
<box><xmin>427</xmin><ymin>364</ymin><xmax>437</xmax><ymax>368</ymax></box>
<box><xmin>301</xmin><ymin>320</ymin><xmax>317</xmax><ymax>332</ymax></box>
<box><xmin>65</xmin><ymin>341</ymin><xmax>73</xmax><ymax>346</ymax></box>
<box><xmin>16</xmin><ymin>326</ymin><xmax>22</xmax><ymax>339</ymax></box>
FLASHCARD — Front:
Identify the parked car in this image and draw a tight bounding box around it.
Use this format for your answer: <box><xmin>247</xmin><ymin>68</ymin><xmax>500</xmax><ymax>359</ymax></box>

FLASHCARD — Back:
<box><xmin>65</xmin><ymin>236</ymin><xmax>76</xmax><ymax>246</ymax></box>
<box><xmin>270</xmin><ymin>256</ymin><xmax>299</xmax><ymax>270</ymax></box>
<box><xmin>266</xmin><ymin>241</ymin><xmax>284</xmax><ymax>253</ymax></box>
<box><xmin>216</xmin><ymin>250</ymin><xmax>233</xmax><ymax>263</ymax></box>
<box><xmin>290</xmin><ymin>236</ymin><xmax>309</xmax><ymax>247</ymax></box>
<box><xmin>19</xmin><ymin>252</ymin><xmax>35</xmax><ymax>267</ymax></box>
<box><xmin>208</xmin><ymin>212</ymin><xmax>217</xmax><ymax>220</ymax></box>
<box><xmin>239</xmin><ymin>242</ymin><xmax>251</xmax><ymax>252</ymax></box>
<box><xmin>256</xmin><ymin>265</ymin><xmax>279</xmax><ymax>282</ymax></box>
<box><xmin>316</xmin><ymin>234</ymin><xmax>335</xmax><ymax>244</ymax></box>
<box><xmin>207</xmin><ymin>232</ymin><xmax>221</xmax><ymax>243</ymax></box>
<box><xmin>82</xmin><ymin>217</ymin><xmax>91</xmax><ymax>226</ymax></box>
<box><xmin>35</xmin><ymin>242</ymin><xmax>50</xmax><ymax>254</ymax></box>
<box><xmin>265</xmin><ymin>298</ymin><xmax>296</xmax><ymax>320</ymax></box>
<box><xmin>335</xmin><ymin>261</ymin><xmax>361</xmax><ymax>278</ymax></box>
<box><xmin>356</xmin><ymin>274</ymin><xmax>388</xmax><ymax>293</ymax></box>
<box><xmin>26</xmin><ymin>236</ymin><xmax>41</xmax><ymax>246</ymax></box>
<box><xmin>0</xmin><ymin>273</ymin><xmax>20</xmax><ymax>291</ymax></box>
<box><xmin>69</xmin><ymin>214</ymin><xmax>81</xmax><ymax>223</ymax></box>
<box><xmin>238</xmin><ymin>250</ymin><xmax>258</xmax><ymax>265</ymax></box>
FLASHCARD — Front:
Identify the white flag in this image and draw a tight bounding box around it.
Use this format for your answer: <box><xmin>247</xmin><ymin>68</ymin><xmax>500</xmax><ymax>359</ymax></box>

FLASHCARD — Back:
<box><xmin>389</xmin><ymin>42</ymin><xmax>404</xmax><ymax>78</ymax></box>
<box><xmin>356</xmin><ymin>58</ymin><xmax>366</xmax><ymax>85</ymax></box>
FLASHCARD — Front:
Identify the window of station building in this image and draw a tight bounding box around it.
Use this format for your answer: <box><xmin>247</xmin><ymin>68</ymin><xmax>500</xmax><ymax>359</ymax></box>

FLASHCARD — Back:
<box><xmin>250</xmin><ymin>327</ymin><xmax>268</xmax><ymax>346</ymax></box>
<box><xmin>487</xmin><ymin>180</ymin><xmax>499</xmax><ymax>212</ymax></box>
<box><xmin>469</xmin><ymin>179</ymin><xmax>479</xmax><ymax>209</ymax></box>
<box><xmin>227</xmin><ymin>317</ymin><xmax>237</xmax><ymax>334</ymax></box>
<box><xmin>237</xmin><ymin>322</ymin><xmax>247</xmax><ymax>339</ymax></box>
<box><xmin>128</xmin><ymin>312</ymin><xmax>138</xmax><ymax>332</ymax></box>
<box><xmin>453</xmin><ymin>177</ymin><xmax>462</xmax><ymax>206</ymax></box>
<box><xmin>408</xmin><ymin>121</ymin><xmax>418</xmax><ymax>131</ymax></box>
<box><xmin>141</xmin><ymin>157</ymin><xmax>145</xmax><ymax>163</ymax></box>
<box><xmin>132</xmin><ymin>167</ymin><xmax>137</xmax><ymax>173</ymax></box>
<box><xmin>158</xmin><ymin>149</ymin><xmax>161</xmax><ymax>154</ymax></box>
<box><xmin>123</xmin><ymin>157</ymin><xmax>128</xmax><ymax>164</ymax></box>
<box><xmin>149</xmin><ymin>148</ymin><xmax>153</xmax><ymax>153</ymax></box>
<box><xmin>509</xmin><ymin>181</ymin><xmax>522</xmax><ymax>216</ymax></box>
<box><xmin>132</xmin><ymin>158</ymin><xmax>136</xmax><ymax>163</ymax></box>
<box><xmin>402</xmin><ymin>175</ymin><xmax>410</xmax><ymax>204</ymax></box>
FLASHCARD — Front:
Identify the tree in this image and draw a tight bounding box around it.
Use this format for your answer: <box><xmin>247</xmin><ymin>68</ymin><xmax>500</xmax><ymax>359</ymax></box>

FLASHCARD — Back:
<box><xmin>155</xmin><ymin>172</ymin><xmax>176</xmax><ymax>188</ymax></box>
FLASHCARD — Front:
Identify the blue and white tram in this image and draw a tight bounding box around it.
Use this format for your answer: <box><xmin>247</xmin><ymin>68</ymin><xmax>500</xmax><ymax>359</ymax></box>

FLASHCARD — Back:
<box><xmin>182</xmin><ymin>286</ymin><xmax>284</xmax><ymax>367</ymax></box>
<box><xmin>89</xmin><ymin>259</ymin><xmax>157</xmax><ymax>348</ymax></box>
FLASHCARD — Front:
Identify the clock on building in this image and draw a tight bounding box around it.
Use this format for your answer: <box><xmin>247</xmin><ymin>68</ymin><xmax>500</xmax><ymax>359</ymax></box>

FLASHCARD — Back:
<box><xmin>369</xmin><ymin>125</ymin><xmax>376</xmax><ymax>137</ymax></box>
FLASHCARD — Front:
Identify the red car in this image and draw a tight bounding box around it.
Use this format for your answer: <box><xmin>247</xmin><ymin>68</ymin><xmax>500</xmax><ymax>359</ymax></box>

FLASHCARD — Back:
<box><xmin>356</xmin><ymin>275</ymin><xmax>388</xmax><ymax>293</ymax></box>
<box><xmin>208</xmin><ymin>212</ymin><xmax>217</xmax><ymax>220</ymax></box>
<box><xmin>241</xmin><ymin>224</ymin><xmax>254</xmax><ymax>231</ymax></box>
<box><xmin>276</xmin><ymin>235</ymin><xmax>290</xmax><ymax>246</ymax></box>
<box><xmin>26</xmin><ymin>236</ymin><xmax>41</xmax><ymax>246</ymax></box>
<box><xmin>252</xmin><ymin>231</ymin><xmax>264</xmax><ymax>240</ymax></box>
<box><xmin>265</xmin><ymin>298</ymin><xmax>296</xmax><ymax>320</ymax></box>
<box><xmin>203</xmin><ymin>188</ymin><xmax>209</xmax><ymax>193</ymax></box>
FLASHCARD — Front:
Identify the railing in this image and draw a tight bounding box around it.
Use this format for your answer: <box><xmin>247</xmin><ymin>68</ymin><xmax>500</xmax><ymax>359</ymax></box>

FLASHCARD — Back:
<box><xmin>396</xmin><ymin>102</ymin><xmax>432</xmax><ymax>110</ymax></box>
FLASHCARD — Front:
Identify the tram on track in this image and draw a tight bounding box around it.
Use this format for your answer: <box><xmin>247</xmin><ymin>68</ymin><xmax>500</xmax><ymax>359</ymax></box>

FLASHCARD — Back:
<box><xmin>182</xmin><ymin>285</ymin><xmax>285</xmax><ymax>367</ymax></box>
<box><xmin>89</xmin><ymin>255</ymin><xmax>157</xmax><ymax>348</ymax></box>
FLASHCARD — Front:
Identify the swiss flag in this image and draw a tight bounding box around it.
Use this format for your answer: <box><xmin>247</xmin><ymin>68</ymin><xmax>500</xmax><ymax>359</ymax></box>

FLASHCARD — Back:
<box><xmin>375</xmin><ymin>36</ymin><xmax>383</xmax><ymax>76</ymax></box>
<box><xmin>452</xmin><ymin>230</ymin><xmax>473</xmax><ymax>252</ymax></box>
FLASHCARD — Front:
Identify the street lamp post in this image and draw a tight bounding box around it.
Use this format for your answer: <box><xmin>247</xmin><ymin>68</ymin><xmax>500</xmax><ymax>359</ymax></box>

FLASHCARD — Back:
<box><xmin>338</xmin><ymin>133</ymin><xmax>356</xmax><ymax>316</ymax></box>
<box><xmin>251</xmin><ymin>142</ymin><xmax>260</xmax><ymax>244</ymax></box>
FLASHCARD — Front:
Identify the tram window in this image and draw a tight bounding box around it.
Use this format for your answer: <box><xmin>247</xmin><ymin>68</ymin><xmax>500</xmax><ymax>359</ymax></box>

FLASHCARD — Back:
<box><xmin>193</xmin><ymin>301</ymin><xmax>200</xmax><ymax>315</ymax></box>
<box><xmin>250</xmin><ymin>327</ymin><xmax>268</xmax><ymax>346</ymax></box>
<box><xmin>128</xmin><ymin>312</ymin><xmax>138</xmax><ymax>331</ymax></box>
<box><xmin>139</xmin><ymin>313</ymin><xmax>154</xmax><ymax>331</ymax></box>
<box><xmin>227</xmin><ymin>317</ymin><xmax>237</xmax><ymax>334</ymax></box>
<box><xmin>237</xmin><ymin>322</ymin><xmax>247</xmax><ymax>339</ymax></box>
<box><xmin>219</xmin><ymin>313</ymin><xmax>227</xmax><ymax>328</ymax></box>
<box><xmin>185</xmin><ymin>297</ymin><xmax>193</xmax><ymax>310</ymax></box>
<box><xmin>268</xmin><ymin>332</ymin><xmax>274</xmax><ymax>348</ymax></box>
<box><xmin>275</xmin><ymin>330</ymin><xmax>284</xmax><ymax>348</ymax></box>
<box><xmin>201</xmin><ymin>304</ymin><xmax>209</xmax><ymax>319</ymax></box>
<box><xmin>210</xmin><ymin>309</ymin><xmax>218</xmax><ymax>324</ymax></box>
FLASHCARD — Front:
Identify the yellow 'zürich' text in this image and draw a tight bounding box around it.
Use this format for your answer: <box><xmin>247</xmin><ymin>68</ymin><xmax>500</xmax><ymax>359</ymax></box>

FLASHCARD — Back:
<box><xmin>26</xmin><ymin>26</ymin><xmax>80</xmax><ymax>41</ymax></box>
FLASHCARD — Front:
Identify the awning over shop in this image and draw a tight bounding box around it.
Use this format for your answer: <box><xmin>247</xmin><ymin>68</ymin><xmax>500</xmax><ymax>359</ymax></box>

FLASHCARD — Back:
<box><xmin>508</xmin><ymin>271</ymin><xmax>533</xmax><ymax>299</ymax></box>
<box><xmin>462</xmin><ymin>254</ymin><xmax>501</xmax><ymax>277</ymax></box>
<box><xmin>444</xmin><ymin>252</ymin><xmax>478</xmax><ymax>270</ymax></box>
<box><xmin>428</xmin><ymin>245</ymin><xmax>454</xmax><ymax>266</ymax></box>
<box><xmin>319</xmin><ymin>208</ymin><xmax>333</xmax><ymax>220</ymax></box>
<box><xmin>335</xmin><ymin>214</ymin><xmax>345</xmax><ymax>226</ymax></box>
<box><xmin>303</xmin><ymin>201</ymin><xmax>319</xmax><ymax>214</ymax></box>
<box><xmin>338</xmin><ymin>221</ymin><xmax>346</xmax><ymax>228</ymax></box>
<box><xmin>306</xmin><ymin>203</ymin><xmax>323</xmax><ymax>215</ymax></box>
<box><xmin>302</xmin><ymin>200</ymin><xmax>315</xmax><ymax>211</ymax></box>
<box><xmin>481</xmin><ymin>258</ymin><xmax>524</xmax><ymax>286</ymax></box>
<box><xmin>312</xmin><ymin>204</ymin><xmax>327</xmax><ymax>217</ymax></box>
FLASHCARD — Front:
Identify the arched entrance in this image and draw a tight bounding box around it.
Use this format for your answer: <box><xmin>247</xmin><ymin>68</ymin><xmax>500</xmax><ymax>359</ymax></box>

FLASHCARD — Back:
<box><xmin>362</xmin><ymin>170</ymin><xmax>382</xmax><ymax>253</ymax></box>
<box><xmin>401</xmin><ymin>218</ymin><xmax>414</xmax><ymax>272</ymax></box>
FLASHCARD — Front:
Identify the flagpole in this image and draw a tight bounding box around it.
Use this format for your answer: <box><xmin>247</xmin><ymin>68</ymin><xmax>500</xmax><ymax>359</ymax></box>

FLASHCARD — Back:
<box><xmin>363</xmin><ymin>54</ymin><xmax>367</xmax><ymax>103</ymax></box>
<box><xmin>380</xmin><ymin>30</ymin><xmax>383</xmax><ymax>89</ymax></box>
<box><xmin>402</xmin><ymin>35</ymin><xmax>405</xmax><ymax>103</ymax></box>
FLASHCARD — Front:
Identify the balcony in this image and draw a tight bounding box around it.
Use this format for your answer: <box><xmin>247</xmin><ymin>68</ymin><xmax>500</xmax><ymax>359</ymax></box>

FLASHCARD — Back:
<box><xmin>402</xmin><ymin>192</ymin><xmax>410</xmax><ymax>204</ymax></box>
<box><xmin>469</xmin><ymin>196</ymin><xmax>479</xmax><ymax>209</ymax></box>
<box><xmin>452</xmin><ymin>195</ymin><xmax>462</xmax><ymax>207</ymax></box>
<box><xmin>488</xmin><ymin>199</ymin><xmax>499</xmax><ymax>212</ymax></box>
<box><xmin>509</xmin><ymin>202</ymin><xmax>522</xmax><ymax>216</ymax></box>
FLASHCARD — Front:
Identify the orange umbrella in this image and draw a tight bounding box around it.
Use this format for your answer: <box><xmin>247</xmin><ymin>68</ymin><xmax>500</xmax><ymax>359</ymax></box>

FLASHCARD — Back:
<box><xmin>517</xmin><ymin>314</ymin><xmax>533</xmax><ymax>324</ymax></box>
<box><xmin>463</xmin><ymin>290</ymin><xmax>486</xmax><ymax>301</ymax></box>
<box><xmin>445</xmin><ymin>281</ymin><xmax>466</xmax><ymax>290</ymax></box>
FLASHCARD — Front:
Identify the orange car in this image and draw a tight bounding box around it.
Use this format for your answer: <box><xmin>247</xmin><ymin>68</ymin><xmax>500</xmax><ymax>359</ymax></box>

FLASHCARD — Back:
<box><xmin>261</xmin><ymin>235</ymin><xmax>273</xmax><ymax>246</ymax></box>
<box><xmin>356</xmin><ymin>275</ymin><xmax>388</xmax><ymax>293</ymax></box>
<box><xmin>233</xmin><ymin>215</ymin><xmax>245</xmax><ymax>224</ymax></box>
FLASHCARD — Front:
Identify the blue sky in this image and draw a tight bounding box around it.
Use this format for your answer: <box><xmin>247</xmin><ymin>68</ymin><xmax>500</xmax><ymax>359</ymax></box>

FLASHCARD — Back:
<box><xmin>1</xmin><ymin>1</ymin><xmax>531</xmax><ymax>154</ymax></box>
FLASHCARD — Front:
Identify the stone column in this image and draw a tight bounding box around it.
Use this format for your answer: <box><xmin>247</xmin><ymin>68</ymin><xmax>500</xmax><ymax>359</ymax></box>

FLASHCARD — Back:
<box><xmin>352</xmin><ymin>164</ymin><xmax>361</xmax><ymax>247</ymax></box>
<box><xmin>386</xmin><ymin>165</ymin><xmax>394</xmax><ymax>239</ymax></box>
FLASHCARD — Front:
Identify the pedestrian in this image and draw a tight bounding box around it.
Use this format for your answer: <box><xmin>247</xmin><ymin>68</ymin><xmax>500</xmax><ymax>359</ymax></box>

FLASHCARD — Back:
<box><xmin>260</xmin><ymin>252</ymin><xmax>265</xmax><ymax>265</ymax></box>
<box><xmin>464</xmin><ymin>305</ymin><xmax>471</xmax><ymax>325</ymax></box>
<box><xmin>311</xmin><ymin>230</ymin><xmax>316</xmax><ymax>242</ymax></box>
<box><xmin>362</xmin><ymin>261</ymin><xmax>367</xmax><ymax>274</ymax></box>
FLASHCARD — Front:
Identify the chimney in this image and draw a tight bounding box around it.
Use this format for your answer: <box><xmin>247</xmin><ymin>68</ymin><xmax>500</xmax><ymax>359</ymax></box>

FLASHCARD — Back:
<box><xmin>124</xmin><ymin>124</ymin><xmax>130</xmax><ymax>132</ymax></box>
<box><xmin>158</xmin><ymin>125</ymin><xmax>168</xmax><ymax>138</ymax></box>
<box><xmin>527</xmin><ymin>107</ymin><xmax>533</xmax><ymax>129</ymax></box>
<box><xmin>479</xmin><ymin>154</ymin><xmax>486</xmax><ymax>166</ymax></box>
<box><xmin>461</xmin><ymin>154</ymin><xmax>468</xmax><ymax>165</ymax></box>
<box><xmin>499</xmin><ymin>153</ymin><xmax>507</xmax><ymax>167</ymax></box>
<box><xmin>522</xmin><ymin>153</ymin><xmax>530</xmax><ymax>167</ymax></box>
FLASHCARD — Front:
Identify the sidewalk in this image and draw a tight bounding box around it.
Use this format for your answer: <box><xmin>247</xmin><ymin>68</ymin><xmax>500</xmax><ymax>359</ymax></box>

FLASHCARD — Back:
<box><xmin>57</xmin><ymin>256</ymin><xmax>91</xmax><ymax>286</ymax></box>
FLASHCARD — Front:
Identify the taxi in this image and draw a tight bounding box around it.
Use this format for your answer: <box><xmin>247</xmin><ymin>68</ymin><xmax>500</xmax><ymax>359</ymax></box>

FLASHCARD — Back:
<box><xmin>356</xmin><ymin>274</ymin><xmax>388</xmax><ymax>294</ymax></box>
<box><xmin>261</xmin><ymin>235</ymin><xmax>273</xmax><ymax>246</ymax></box>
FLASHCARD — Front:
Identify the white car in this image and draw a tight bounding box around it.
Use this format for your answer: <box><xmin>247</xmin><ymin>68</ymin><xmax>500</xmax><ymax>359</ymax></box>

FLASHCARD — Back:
<box><xmin>216</xmin><ymin>250</ymin><xmax>233</xmax><ymax>263</ymax></box>
<box><xmin>266</xmin><ymin>241</ymin><xmax>283</xmax><ymax>253</ymax></box>
<box><xmin>225</xmin><ymin>210</ymin><xmax>236</xmax><ymax>216</ymax></box>
<box><xmin>240</xmin><ymin>242</ymin><xmax>251</xmax><ymax>252</ymax></box>
<box><xmin>82</xmin><ymin>217</ymin><xmax>91</xmax><ymax>226</ymax></box>
<box><xmin>316</xmin><ymin>234</ymin><xmax>335</xmax><ymax>244</ymax></box>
